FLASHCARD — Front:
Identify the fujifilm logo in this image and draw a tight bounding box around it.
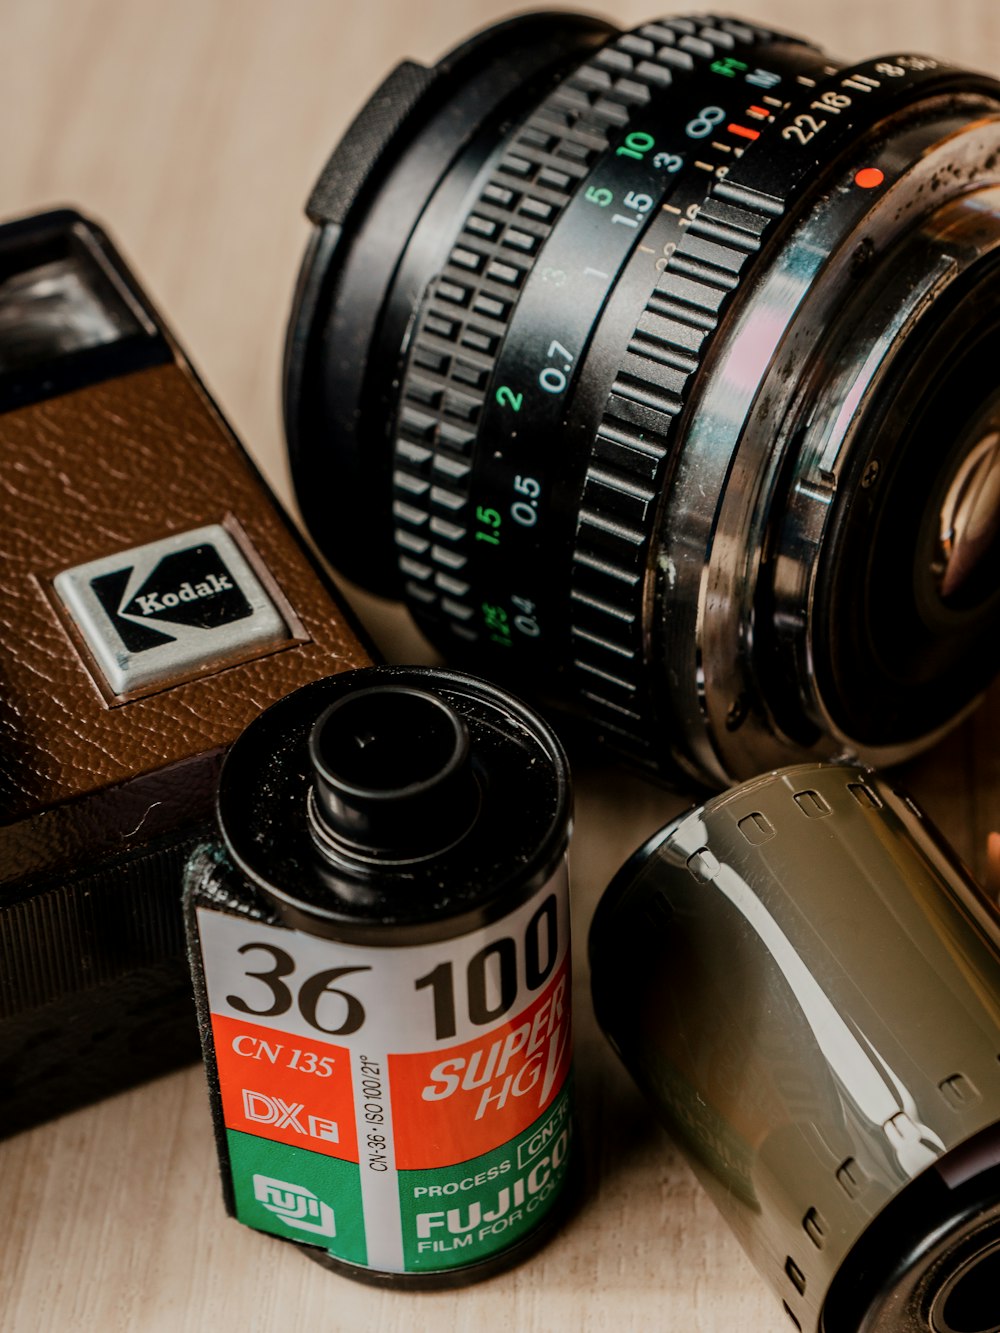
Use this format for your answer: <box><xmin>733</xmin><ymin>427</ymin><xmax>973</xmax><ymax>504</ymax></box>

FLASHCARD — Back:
<box><xmin>55</xmin><ymin>523</ymin><xmax>288</xmax><ymax>695</ymax></box>
<box><xmin>132</xmin><ymin>571</ymin><xmax>236</xmax><ymax>616</ymax></box>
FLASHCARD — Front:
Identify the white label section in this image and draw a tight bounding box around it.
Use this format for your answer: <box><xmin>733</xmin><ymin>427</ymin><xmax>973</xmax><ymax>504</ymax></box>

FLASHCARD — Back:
<box><xmin>197</xmin><ymin>863</ymin><xmax>569</xmax><ymax>1274</ymax></box>
<box><xmin>196</xmin><ymin>863</ymin><xmax>569</xmax><ymax>1057</ymax></box>
<box><xmin>352</xmin><ymin>1047</ymin><xmax>400</xmax><ymax>1270</ymax></box>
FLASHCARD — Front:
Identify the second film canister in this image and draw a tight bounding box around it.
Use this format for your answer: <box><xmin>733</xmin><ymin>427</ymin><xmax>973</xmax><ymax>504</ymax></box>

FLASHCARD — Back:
<box><xmin>183</xmin><ymin>665</ymin><xmax>574</xmax><ymax>1287</ymax></box>
<box><xmin>590</xmin><ymin>764</ymin><xmax>1000</xmax><ymax>1333</ymax></box>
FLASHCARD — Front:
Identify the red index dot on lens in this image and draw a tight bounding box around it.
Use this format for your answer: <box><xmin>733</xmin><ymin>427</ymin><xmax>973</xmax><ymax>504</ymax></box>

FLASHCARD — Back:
<box><xmin>854</xmin><ymin>167</ymin><xmax>885</xmax><ymax>189</ymax></box>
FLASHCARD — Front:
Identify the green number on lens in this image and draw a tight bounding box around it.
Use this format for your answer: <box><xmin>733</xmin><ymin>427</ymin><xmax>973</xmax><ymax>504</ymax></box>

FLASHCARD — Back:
<box><xmin>585</xmin><ymin>186</ymin><xmax>613</xmax><ymax>207</ymax></box>
<box><xmin>496</xmin><ymin>386</ymin><xmax>523</xmax><ymax>411</ymax></box>
<box><xmin>616</xmin><ymin>130</ymin><xmax>655</xmax><ymax>160</ymax></box>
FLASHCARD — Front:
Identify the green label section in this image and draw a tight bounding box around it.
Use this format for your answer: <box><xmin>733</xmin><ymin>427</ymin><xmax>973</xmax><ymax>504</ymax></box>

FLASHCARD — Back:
<box><xmin>398</xmin><ymin>1083</ymin><xmax>572</xmax><ymax>1272</ymax></box>
<box><xmin>227</xmin><ymin>1130</ymin><xmax>367</xmax><ymax>1267</ymax></box>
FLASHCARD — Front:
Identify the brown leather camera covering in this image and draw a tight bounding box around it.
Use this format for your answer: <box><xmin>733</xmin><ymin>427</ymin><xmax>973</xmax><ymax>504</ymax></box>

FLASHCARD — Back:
<box><xmin>1</xmin><ymin>361</ymin><xmax>371</xmax><ymax>885</ymax></box>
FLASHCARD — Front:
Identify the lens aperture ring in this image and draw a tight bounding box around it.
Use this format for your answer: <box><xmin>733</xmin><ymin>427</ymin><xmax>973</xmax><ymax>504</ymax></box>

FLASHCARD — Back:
<box><xmin>390</xmin><ymin>16</ymin><xmax>788</xmax><ymax>642</ymax></box>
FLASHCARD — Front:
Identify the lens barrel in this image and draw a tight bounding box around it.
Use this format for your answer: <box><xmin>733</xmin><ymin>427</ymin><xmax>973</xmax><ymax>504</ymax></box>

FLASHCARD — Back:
<box><xmin>286</xmin><ymin>13</ymin><xmax>1000</xmax><ymax>785</ymax></box>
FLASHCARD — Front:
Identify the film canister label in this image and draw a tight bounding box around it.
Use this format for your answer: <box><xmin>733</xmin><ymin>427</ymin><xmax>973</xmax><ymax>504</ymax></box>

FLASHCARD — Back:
<box><xmin>195</xmin><ymin>865</ymin><xmax>572</xmax><ymax>1275</ymax></box>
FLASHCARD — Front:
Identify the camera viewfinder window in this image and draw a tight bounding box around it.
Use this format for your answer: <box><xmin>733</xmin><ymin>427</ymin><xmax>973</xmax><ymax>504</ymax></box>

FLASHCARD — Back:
<box><xmin>0</xmin><ymin>249</ymin><xmax>143</xmax><ymax>374</ymax></box>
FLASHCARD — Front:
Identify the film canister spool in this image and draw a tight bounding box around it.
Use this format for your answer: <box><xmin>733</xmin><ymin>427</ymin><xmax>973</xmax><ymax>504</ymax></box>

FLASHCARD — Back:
<box><xmin>183</xmin><ymin>665</ymin><xmax>573</xmax><ymax>1287</ymax></box>
<box><xmin>590</xmin><ymin>763</ymin><xmax>1000</xmax><ymax>1332</ymax></box>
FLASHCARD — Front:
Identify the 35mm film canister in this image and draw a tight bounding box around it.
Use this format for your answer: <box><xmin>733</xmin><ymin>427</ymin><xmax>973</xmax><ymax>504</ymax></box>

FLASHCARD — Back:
<box><xmin>184</xmin><ymin>665</ymin><xmax>573</xmax><ymax>1287</ymax></box>
<box><xmin>590</xmin><ymin>764</ymin><xmax>1000</xmax><ymax>1333</ymax></box>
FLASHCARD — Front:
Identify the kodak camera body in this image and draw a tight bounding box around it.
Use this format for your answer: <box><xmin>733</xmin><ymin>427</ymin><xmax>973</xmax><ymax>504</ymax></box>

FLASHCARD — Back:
<box><xmin>0</xmin><ymin>209</ymin><xmax>371</xmax><ymax>1137</ymax></box>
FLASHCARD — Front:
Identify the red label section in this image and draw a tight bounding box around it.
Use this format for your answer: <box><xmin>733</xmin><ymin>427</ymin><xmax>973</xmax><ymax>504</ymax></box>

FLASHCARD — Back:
<box><xmin>389</xmin><ymin>961</ymin><xmax>571</xmax><ymax>1169</ymax></box>
<box><xmin>211</xmin><ymin>1014</ymin><xmax>358</xmax><ymax>1162</ymax></box>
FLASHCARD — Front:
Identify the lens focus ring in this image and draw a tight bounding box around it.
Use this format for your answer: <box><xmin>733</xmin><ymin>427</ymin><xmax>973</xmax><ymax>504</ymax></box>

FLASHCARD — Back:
<box><xmin>568</xmin><ymin>191</ymin><xmax>776</xmax><ymax>759</ymax></box>
<box><xmin>391</xmin><ymin>17</ymin><xmax>790</xmax><ymax>644</ymax></box>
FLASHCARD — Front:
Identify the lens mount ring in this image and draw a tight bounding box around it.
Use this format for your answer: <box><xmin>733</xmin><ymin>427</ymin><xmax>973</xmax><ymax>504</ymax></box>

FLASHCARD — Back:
<box><xmin>676</xmin><ymin>107</ymin><xmax>1000</xmax><ymax>780</ymax></box>
<box><xmin>795</xmin><ymin>182</ymin><xmax>1000</xmax><ymax>758</ymax></box>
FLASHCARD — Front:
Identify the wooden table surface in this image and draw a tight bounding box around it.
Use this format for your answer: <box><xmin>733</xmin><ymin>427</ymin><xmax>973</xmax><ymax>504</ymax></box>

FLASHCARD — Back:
<box><xmin>3</xmin><ymin>2</ymin><xmax>1000</xmax><ymax>1329</ymax></box>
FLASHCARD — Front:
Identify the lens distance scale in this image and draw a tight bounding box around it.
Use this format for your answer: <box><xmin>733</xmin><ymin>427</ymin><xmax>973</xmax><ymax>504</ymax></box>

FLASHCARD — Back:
<box><xmin>391</xmin><ymin>17</ymin><xmax>795</xmax><ymax>655</ymax></box>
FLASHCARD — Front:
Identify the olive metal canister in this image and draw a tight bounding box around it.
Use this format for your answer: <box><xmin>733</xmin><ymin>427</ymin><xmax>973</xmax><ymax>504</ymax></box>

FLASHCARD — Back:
<box><xmin>591</xmin><ymin>764</ymin><xmax>1000</xmax><ymax>1332</ymax></box>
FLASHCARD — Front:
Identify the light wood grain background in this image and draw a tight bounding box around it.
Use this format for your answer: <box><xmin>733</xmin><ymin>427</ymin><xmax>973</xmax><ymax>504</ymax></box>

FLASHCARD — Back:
<box><xmin>3</xmin><ymin>2</ymin><xmax>1000</xmax><ymax>1330</ymax></box>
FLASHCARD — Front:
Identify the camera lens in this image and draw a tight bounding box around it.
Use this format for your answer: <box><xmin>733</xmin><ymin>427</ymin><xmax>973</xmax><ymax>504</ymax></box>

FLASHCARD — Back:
<box><xmin>285</xmin><ymin>13</ymin><xmax>1000</xmax><ymax>785</ymax></box>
